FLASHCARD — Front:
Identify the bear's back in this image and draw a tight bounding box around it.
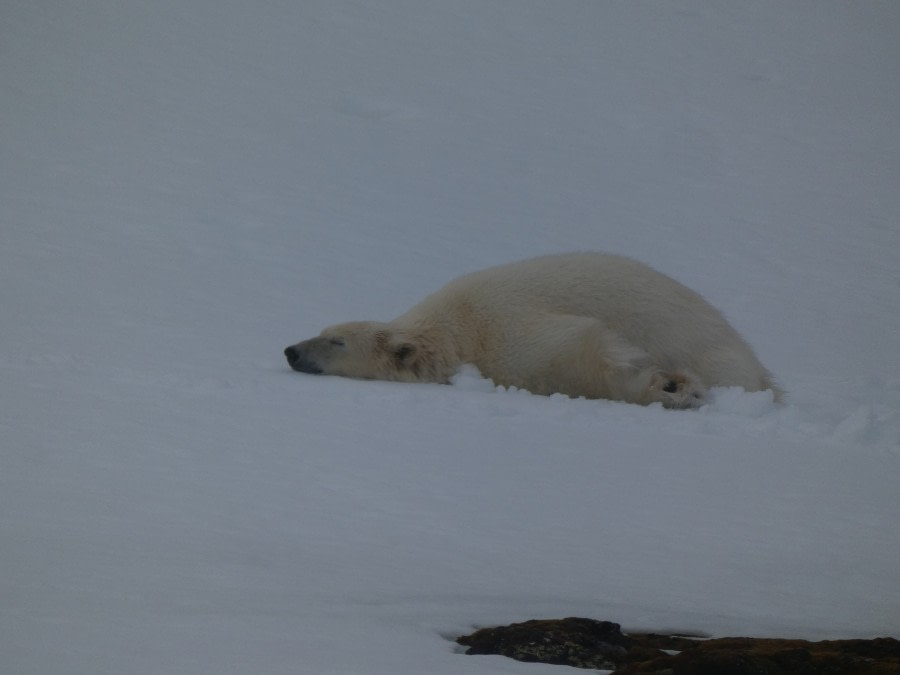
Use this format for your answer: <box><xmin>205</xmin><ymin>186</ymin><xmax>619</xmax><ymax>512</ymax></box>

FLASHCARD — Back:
<box><xmin>399</xmin><ymin>252</ymin><xmax>771</xmax><ymax>391</ymax></box>
<box><xmin>424</xmin><ymin>252</ymin><xmax>726</xmax><ymax>333</ymax></box>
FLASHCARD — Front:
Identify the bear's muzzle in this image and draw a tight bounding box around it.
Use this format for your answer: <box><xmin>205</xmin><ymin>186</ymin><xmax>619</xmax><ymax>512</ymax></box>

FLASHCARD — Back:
<box><xmin>284</xmin><ymin>344</ymin><xmax>323</xmax><ymax>374</ymax></box>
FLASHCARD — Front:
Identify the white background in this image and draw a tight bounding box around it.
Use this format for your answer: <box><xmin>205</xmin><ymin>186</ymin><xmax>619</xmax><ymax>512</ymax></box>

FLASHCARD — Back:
<box><xmin>2</xmin><ymin>2</ymin><xmax>899</xmax><ymax>673</ymax></box>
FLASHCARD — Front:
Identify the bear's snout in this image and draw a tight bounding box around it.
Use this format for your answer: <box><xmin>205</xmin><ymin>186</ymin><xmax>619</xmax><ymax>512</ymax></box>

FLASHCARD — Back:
<box><xmin>284</xmin><ymin>344</ymin><xmax>323</xmax><ymax>374</ymax></box>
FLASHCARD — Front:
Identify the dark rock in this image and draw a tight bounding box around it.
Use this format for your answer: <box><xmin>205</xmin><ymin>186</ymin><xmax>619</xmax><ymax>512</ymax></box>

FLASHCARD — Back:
<box><xmin>620</xmin><ymin>636</ymin><xmax>900</xmax><ymax>674</ymax></box>
<box><xmin>457</xmin><ymin>619</ymin><xmax>900</xmax><ymax>673</ymax></box>
<box><xmin>456</xmin><ymin>617</ymin><xmax>631</xmax><ymax>670</ymax></box>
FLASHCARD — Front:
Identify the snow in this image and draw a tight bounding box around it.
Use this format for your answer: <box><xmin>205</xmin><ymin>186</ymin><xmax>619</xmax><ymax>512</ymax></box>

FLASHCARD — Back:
<box><xmin>2</xmin><ymin>1</ymin><xmax>899</xmax><ymax>673</ymax></box>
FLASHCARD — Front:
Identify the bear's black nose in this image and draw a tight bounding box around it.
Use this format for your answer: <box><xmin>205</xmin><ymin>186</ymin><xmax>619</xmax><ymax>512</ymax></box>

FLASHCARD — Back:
<box><xmin>284</xmin><ymin>345</ymin><xmax>323</xmax><ymax>373</ymax></box>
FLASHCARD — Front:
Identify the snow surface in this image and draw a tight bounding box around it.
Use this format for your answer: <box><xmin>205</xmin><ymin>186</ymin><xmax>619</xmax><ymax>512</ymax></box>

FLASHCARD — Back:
<box><xmin>2</xmin><ymin>2</ymin><xmax>899</xmax><ymax>673</ymax></box>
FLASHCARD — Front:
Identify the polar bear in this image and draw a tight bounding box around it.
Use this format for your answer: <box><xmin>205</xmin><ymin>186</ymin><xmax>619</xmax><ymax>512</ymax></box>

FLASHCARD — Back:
<box><xmin>284</xmin><ymin>252</ymin><xmax>780</xmax><ymax>408</ymax></box>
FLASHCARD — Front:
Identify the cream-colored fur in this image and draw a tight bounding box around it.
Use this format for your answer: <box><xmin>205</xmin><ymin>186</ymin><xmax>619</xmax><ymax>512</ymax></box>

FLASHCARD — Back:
<box><xmin>284</xmin><ymin>252</ymin><xmax>781</xmax><ymax>408</ymax></box>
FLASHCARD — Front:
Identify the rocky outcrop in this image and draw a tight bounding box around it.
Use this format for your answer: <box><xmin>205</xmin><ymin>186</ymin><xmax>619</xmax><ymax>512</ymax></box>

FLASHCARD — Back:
<box><xmin>457</xmin><ymin>617</ymin><xmax>900</xmax><ymax>673</ymax></box>
<box><xmin>457</xmin><ymin>617</ymin><xmax>632</xmax><ymax>670</ymax></box>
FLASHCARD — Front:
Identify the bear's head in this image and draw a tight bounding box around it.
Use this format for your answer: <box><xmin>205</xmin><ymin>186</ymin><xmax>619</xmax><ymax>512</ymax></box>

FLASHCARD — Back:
<box><xmin>284</xmin><ymin>321</ymin><xmax>428</xmax><ymax>382</ymax></box>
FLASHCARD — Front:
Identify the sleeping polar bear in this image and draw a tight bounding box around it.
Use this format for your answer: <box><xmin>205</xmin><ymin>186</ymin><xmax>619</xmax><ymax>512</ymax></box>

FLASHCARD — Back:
<box><xmin>284</xmin><ymin>252</ymin><xmax>780</xmax><ymax>408</ymax></box>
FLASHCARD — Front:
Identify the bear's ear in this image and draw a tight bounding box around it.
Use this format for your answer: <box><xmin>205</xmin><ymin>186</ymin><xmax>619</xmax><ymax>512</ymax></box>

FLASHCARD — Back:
<box><xmin>393</xmin><ymin>342</ymin><xmax>417</xmax><ymax>363</ymax></box>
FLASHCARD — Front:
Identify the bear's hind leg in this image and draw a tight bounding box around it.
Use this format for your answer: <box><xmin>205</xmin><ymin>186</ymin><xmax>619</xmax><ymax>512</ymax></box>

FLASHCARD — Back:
<box><xmin>642</xmin><ymin>370</ymin><xmax>707</xmax><ymax>409</ymax></box>
<box><xmin>600</xmin><ymin>359</ymin><xmax>707</xmax><ymax>409</ymax></box>
<box><xmin>576</xmin><ymin>326</ymin><xmax>707</xmax><ymax>409</ymax></box>
<box><xmin>560</xmin><ymin>320</ymin><xmax>708</xmax><ymax>408</ymax></box>
<box><xmin>554</xmin><ymin>317</ymin><xmax>708</xmax><ymax>408</ymax></box>
<box><xmin>500</xmin><ymin>314</ymin><xmax>707</xmax><ymax>409</ymax></box>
